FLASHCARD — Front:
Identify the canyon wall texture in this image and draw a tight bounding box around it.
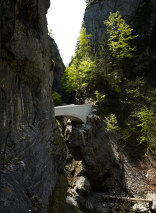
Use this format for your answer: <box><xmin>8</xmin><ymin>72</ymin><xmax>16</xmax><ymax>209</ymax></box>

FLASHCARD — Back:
<box><xmin>1</xmin><ymin>0</ymin><xmax>67</xmax><ymax>212</ymax></box>
<box><xmin>48</xmin><ymin>36</ymin><xmax>65</xmax><ymax>92</ymax></box>
<box><xmin>84</xmin><ymin>0</ymin><xmax>156</xmax><ymax>81</ymax></box>
<box><xmin>1</xmin><ymin>0</ymin><xmax>156</xmax><ymax>212</ymax></box>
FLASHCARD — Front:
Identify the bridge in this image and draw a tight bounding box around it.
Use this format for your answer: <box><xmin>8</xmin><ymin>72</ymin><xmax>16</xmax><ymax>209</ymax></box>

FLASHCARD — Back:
<box><xmin>54</xmin><ymin>104</ymin><xmax>92</xmax><ymax>123</ymax></box>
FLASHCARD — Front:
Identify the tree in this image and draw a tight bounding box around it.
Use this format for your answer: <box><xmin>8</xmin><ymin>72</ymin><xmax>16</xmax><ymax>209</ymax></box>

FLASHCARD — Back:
<box><xmin>75</xmin><ymin>27</ymin><xmax>92</xmax><ymax>59</ymax></box>
<box><xmin>104</xmin><ymin>11</ymin><xmax>138</xmax><ymax>59</ymax></box>
<box><xmin>52</xmin><ymin>92</ymin><xmax>62</xmax><ymax>106</ymax></box>
<box><xmin>63</xmin><ymin>57</ymin><xmax>96</xmax><ymax>93</ymax></box>
<box><xmin>136</xmin><ymin>108</ymin><xmax>156</xmax><ymax>146</ymax></box>
<box><xmin>63</xmin><ymin>27</ymin><xmax>96</xmax><ymax>93</ymax></box>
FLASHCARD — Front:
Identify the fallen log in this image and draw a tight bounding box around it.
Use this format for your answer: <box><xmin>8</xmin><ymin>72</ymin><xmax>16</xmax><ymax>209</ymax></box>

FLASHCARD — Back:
<box><xmin>101</xmin><ymin>195</ymin><xmax>153</xmax><ymax>203</ymax></box>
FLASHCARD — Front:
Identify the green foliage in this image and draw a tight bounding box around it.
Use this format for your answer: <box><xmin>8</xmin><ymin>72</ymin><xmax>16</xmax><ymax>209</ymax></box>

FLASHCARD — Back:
<box><xmin>120</xmin><ymin>78</ymin><xmax>156</xmax><ymax>149</ymax></box>
<box><xmin>52</xmin><ymin>92</ymin><xmax>61</xmax><ymax>106</ymax></box>
<box><xmin>121</xmin><ymin>78</ymin><xmax>156</xmax><ymax>119</ymax></box>
<box><xmin>84</xmin><ymin>12</ymin><xmax>138</xmax><ymax>100</ymax></box>
<box><xmin>95</xmin><ymin>90</ymin><xmax>106</xmax><ymax>104</ymax></box>
<box><xmin>76</xmin><ymin>27</ymin><xmax>92</xmax><ymax>58</ymax></box>
<box><xmin>104</xmin><ymin>11</ymin><xmax>138</xmax><ymax>59</ymax></box>
<box><xmin>62</xmin><ymin>27</ymin><xmax>97</xmax><ymax>94</ymax></box>
<box><xmin>126</xmin><ymin>78</ymin><xmax>146</xmax><ymax>99</ymax></box>
<box><xmin>63</xmin><ymin>60</ymin><xmax>79</xmax><ymax>93</ymax></box>
<box><xmin>64</xmin><ymin>57</ymin><xmax>96</xmax><ymax>93</ymax></box>
<box><xmin>63</xmin><ymin>11</ymin><xmax>138</xmax><ymax>97</ymax></box>
<box><xmin>122</xmin><ymin>125</ymin><xmax>137</xmax><ymax>142</ymax></box>
<box><xmin>62</xmin><ymin>10</ymin><xmax>155</xmax><ymax>161</ymax></box>
<box><xmin>60</xmin><ymin>11</ymin><xmax>155</xmax><ymax>161</ymax></box>
<box><xmin>136</xmin><ymin>108</ymin><xmax>156</xmax><ymax>146</ymax></box>
<box><xmin>56</xmin><ymin>119</ymin><xmax>63</xmax><ymax>133</ymax></box>
<box><xmin>122</xmin><ymin>78</ymin><xmax>149</xmax><ymax>108</ymax></box>
<box><xmin>104</xmin><ymin>114</ymin><xmax>120</xmax><ymax>132</ymax></box>
<box><xmin>60</xmin><ymin>9</ymin><xmax>155</xmax><ymax>162</ymax></box>
<box><xmin>122</xmin><ymin>107</ymin><xmax>156</xmax><ymax>157</ymax></box>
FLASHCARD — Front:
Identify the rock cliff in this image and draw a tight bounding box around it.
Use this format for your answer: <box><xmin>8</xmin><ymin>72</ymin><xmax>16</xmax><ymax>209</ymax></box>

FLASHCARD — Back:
<box><xmin>64</xmin><ymin>115</ymin><xmax>126</xmax><ymax>212</ymax></box>
<box><xmin>62</xmin><ymin>112</ymin><xmax>156</xmax><ymax>212</ymax></box>
<box><xmin>62</xmin><ymin>113</ymin><xmax>156</xmax><ymax>213</ymax></box>
<box><xmin>84</xmin><ymin>0</ymin><xmax>156</xmax><ymax>81</ymax></box>
<box><xmin>48</xmin><ymin>36</ymin><xmax>65</xmax><ymax>91</ymax></box>
<box><xmin>1</xmin><ymin>0</ymin><xmax>67</xmax><ymax>212</ymax></box>
<box><xmin>1</xmin><ymin>0</ymin><xmax>156</xmax><ymax>212</ymax></box>
<box><xmin>84</xmin><ymin>0</ymin><xmax>156</xmax><ymax>40</ymax></box>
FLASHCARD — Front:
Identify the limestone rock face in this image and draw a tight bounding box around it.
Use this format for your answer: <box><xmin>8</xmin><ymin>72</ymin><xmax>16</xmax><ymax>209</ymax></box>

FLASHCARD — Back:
<box><xmin>84</xmin><ymin>0</ymin><xmax>156</xmax><ymax>81</ymax></box>
<box><xmin>48</xmin><ymin>36</ymin><xmax>65</xmax><ymax>91</ymax></box>
<box><xmin>1</xmin><ymin>0</ymin><xmax>67</xmax><ymax>212</ymax></box>
<box><xmin>84</xmin><ymin>0</ymin><xmax>156</xmax><ymax>40</ymax></box>
<box><xmin>64</xmin><ymin>115</ymin><xmax>125</xmax><ymax>212</ymax></box>
<box><xmin>64</xmin><ymin>115</ymin><xmax>155</xmax><ymax>212</ymax></box>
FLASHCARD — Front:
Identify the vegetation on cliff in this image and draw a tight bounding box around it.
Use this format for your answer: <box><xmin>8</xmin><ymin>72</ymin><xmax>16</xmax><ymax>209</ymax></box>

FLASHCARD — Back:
<box><xmin>104</xmin><ymin>11</ymin><xmax>138</xmax><ymax>59</ymax></box>
<box><xmin>62</xmin><ymin>27</ymin><xmax>96</xmax><ymax>94</ymax></box>
<box><xmin>62</xmin><ymin>11</ymin><xmax>156</xmax><ymax>159</ymax></box>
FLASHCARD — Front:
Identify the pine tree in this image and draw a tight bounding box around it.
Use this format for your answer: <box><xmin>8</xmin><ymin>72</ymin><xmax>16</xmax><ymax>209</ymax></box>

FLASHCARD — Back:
<box><xmin>104</xmin><ymin>11</ymin><xmax>138</xmax><ymax>59</ymax></box>
<box><xmin>63</xmin><ymin>27</ymin><xmax>96</xmax><ymax>93</ymax></box>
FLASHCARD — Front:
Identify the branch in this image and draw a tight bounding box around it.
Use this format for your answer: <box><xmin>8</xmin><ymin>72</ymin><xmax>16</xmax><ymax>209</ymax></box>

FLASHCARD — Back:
<box><xmin>101</xmin><ymin>195</ymin><xmax>153</xmax><ymax>203</ymax></box>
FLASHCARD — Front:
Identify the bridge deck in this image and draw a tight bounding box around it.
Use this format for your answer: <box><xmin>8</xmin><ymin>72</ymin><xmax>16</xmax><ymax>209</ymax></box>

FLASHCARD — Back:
<box><xmin>54</xmin><ymin>104</ymin><xmax>92</xmax><ymax>123</ymax></box>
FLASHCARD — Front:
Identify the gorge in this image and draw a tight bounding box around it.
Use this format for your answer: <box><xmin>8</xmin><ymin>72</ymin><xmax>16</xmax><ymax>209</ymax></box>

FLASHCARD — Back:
<box><xmin>1</xmin><ymin>0</ymin><xmax>156</xmax><ymax>213</ymax></box>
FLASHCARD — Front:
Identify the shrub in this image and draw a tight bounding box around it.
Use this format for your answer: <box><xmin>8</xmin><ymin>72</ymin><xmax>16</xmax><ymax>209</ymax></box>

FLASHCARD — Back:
<box><xmin>104</xmin><ymin>114</ymin><xmax>120</xmax><ymax>132</ymax></box>
<box><xmin>52</xmin><ymin>92</ymin><xmax>61</xmax><ymax>106</ymax></box>
<box><xmin>136</xmin><ymin>107</ymin><xmax>156</xmax><ymax>148</ymax></box>
<box><xmin>95</xmin><ymin>90</ymin><xmax>106</xmax><ymax>104</ymax></box>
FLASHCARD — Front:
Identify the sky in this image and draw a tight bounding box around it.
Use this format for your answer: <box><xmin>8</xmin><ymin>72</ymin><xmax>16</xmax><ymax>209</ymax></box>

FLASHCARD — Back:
<box><xmin>47</xmin><ymin>0</ymin><xmax>86</xmax><ymax>66</ymax></box>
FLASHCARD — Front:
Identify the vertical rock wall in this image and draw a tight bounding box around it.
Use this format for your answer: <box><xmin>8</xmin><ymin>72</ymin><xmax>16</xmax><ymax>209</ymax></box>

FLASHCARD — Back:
<box><xmin>1</xmin><ymin>0</ymin><xmax>67</xmax><ymax>212</ymax></box>
<box><xmin>48</xmin><ymin>36</ymin><xmax>65</xmax><ymax>92</ymax></box>
<box><xmin>84</xmin><ymin>0</ymin><xmax>156</xmax><ymax>81</ymax></box>
<box><xmin>84</xmin><ymin>0</ymin><xmax>156</xmax><ymax>40</ymax></box>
